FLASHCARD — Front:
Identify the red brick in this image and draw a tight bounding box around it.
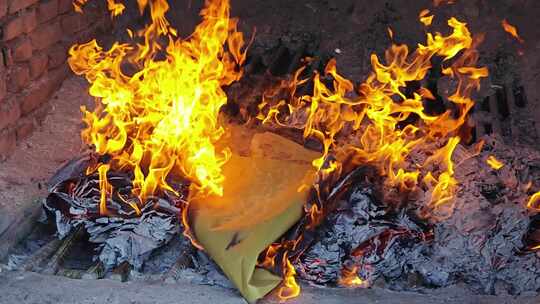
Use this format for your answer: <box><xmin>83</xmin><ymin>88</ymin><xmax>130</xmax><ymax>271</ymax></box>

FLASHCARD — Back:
<box><xmin>0</xmin><ymin>1</ymin><xmax>7</xmax><ymax>19</ymax></box>
<box><xmin>60</xmin><ymin>12</ymin><xmax>84</xmax><ymax>35</ymax></box>
<box><xmin>8</xmin><ymin>0</ymin><xmax>39</xmax><ymax>14</ymax></box>
<box><xmin>0</xmin><ymin>73</ymin><xmax>6</xmax><ymax>101</ymax></box>
<box><xmin>47</xmin><ymin>44</ymin><xmax>67</xmax><ymax>68</ymax></box>
<box><xmin>0</xmin><ymin>129</ymin><xmax>16</xmax><ymax>161</ymax></box>
<box><xmin>1</xmin><ymin>47</ymin><xmax>13</xmax><ymax>68</ymax></box>
<box><xmin>7</xmin><ymin>64</ymin><xmax>30</xmax><ymax>93</ymax></box>
<box><xmin>37</xmin><ymin>0</ymin><xmax>58</xmax><ymax>24</ymax></box>
<box><xmin>20</xmin><ymin>65</ymin><xmax>67</xmax><ymax>115</ymax></box>
<box><xmin>0</xmin><ymin>99</ymin><xmax>21</xmax><ymax>131</ymax></box>
<box><xmin>23</xmin><ymin>9</ymin><xmax>38</xmax><ymax>33</ymax></box>
<box><xmin>29</xmin><ymin>21</ymin><xmax>62</xmax><ymax>50</ymax></box>
<box><xmin>58</xmin><ymin>0</ymin><xmax>73</xmax><ymax>14</ymax></box>
<box><xmin>29</xmin><ymin>52</ymin><xmax>48</xmax><ymax>79</ymax></box>
<box><xmin>16</xmin><ymin>119</ymin><xmax>35</xmax><ymax>141</ymax></box>
<box><xmin>10</xmin><ymin>37</ymin><xmax>33</xmax><ymax>62</ymax></box>
<box><xmin>3</xmin><ymin>16</ymin><xmax>25</xmax><ymax>41</ymax></box>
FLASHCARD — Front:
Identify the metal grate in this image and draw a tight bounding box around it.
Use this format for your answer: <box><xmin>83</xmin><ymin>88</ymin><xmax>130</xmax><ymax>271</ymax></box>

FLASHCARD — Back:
<box><xmin>471</xmin><ymin>82</ymin><xmax>536</xmax><ymax>143</ymax></box>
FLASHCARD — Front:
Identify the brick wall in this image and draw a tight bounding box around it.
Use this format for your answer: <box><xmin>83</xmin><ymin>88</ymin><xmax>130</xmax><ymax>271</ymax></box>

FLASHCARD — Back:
<box><xmin>0</xmin><ymin>0</ymin><xmax>110</xmax><ymax>161</ymax></box>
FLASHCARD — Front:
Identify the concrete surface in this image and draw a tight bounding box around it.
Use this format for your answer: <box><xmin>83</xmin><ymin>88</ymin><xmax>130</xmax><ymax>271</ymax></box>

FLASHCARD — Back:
<box><xmin>0</xmin><ymin>269</ymin><xmax>539</xmax><ymax>304</ymax></box>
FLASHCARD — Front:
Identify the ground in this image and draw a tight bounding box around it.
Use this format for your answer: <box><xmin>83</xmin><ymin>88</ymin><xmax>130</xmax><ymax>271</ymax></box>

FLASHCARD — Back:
<box><xmin>0</xmin><ymin>269</ymin><xmax>539</xmax><ymax>304</ymax></box>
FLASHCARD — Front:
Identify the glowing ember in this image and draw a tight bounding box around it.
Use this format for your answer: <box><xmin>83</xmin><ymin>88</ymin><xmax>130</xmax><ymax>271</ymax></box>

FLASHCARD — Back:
<box><xmin>486</xmin><ymin>155</ymin><xmax>504</xmax><ymax>170</ymax></box>
<box><xmin>258</xmin><ymin>17</ymin><xmax>488</xmax><ymax>211</ymax></box>
<box><xmin>527</xmin><ymin>191</ymin><xmax>540</xmax><ymax>210</ymax></box>
<box><xmin>501</xmin><ymin>19</ymin><xmax>524</xmax><ymax>43</ymax></box>
<box><xmin>433</xmin><ymin>0</ymin><xmax>455</xmax><ymax>7</ymax></box>
<box><xmin>68</xmin><ymin>0</ymin><xmax>247</xmax><ymax>212</ymax></box>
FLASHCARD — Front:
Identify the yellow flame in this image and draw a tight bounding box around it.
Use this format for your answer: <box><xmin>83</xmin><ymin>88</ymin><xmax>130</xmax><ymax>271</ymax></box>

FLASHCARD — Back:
<box><xmin>338</xmin><ymin>266</ymin><xmax>369</xmax><ymax>288</ymax></box>
<box><xmin>527</xmin><ymin>191</ymin><xmax>540</xmax><ymax>210</ymax></box>
<box><xmin>97</xmin><ymin>164</ymin><xmax>112</xmax><ymax>215</ymax></box>
<box><xmin>278</xmin><ymin>255</ymin><xmax>300</xmax><ymax>300</ymax></box>
<box><xmin>486</xmin><ymin>155</ymin><xmax>504</xmax><ymax>170</ymax></box>
<box><xmin>258</xmin><ymin>17</ymin><xmax>488</xmax><ymax>210</ymax></box>
<box><xmin>419</xmin><ymin>9</ymin><xmax>434</xmax><ymax>26</ymax></box>
<box><xmin>69</xmin><ymin>0</ymin><xmax>247</xmax><ymax>213</ymax></box>
<box><xmin>501</xmin><ymin>19</ymin><xmax>524</xmax><ymax>43</ymax></box>
<box><xmin>73</xmin><ymin>0</ymin><xmax>125</xmax><ymax>16</ymax></box>
<box><xmin>106</xmin><ymin>0</ymin><xmax>125</xmax><ymax>16</ymax></box>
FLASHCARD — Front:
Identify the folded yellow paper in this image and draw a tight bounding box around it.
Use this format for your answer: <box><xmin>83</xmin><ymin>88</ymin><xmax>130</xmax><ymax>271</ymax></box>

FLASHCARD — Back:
<box><xmin>188</xmin><ymin>132</ymin><xmax>319</xmax><ymax>303</ymax></box>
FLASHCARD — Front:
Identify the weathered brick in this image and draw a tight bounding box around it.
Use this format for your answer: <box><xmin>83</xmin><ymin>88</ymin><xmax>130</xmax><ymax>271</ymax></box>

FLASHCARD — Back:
<box><xmin>60</xmin><ymin>12</ymin><xmax>84</xmax><ymax>35</ymax></box>
<box><xmin>37</xmin><ymin>0</ymin><xmax>58</xmax><ymax>24</ymax></box>
<box><xmin>7</xmin><ymin>64</ymin><xmax>31</xmax><ymax>93</ymax></box>
<box><xmin>0</xmin><ymin>99</ymin><xmax>21</xmax><ymax>131</ymax></box>
<box><xmin>0</xmin><ymin>73</ymin><xmax>6</xmax><ymax>102</ymax></box>
<box><xmin>16</xmin><ymin>119</ymin><xmax>35</xmax><ymax>141</ymax></box>
<box><xmin>0</xmin><ymin>129</ymin><xmax>16</xmax><ymax>161</ymax></box>
<box><xmin>20</xmin><ymin>65</ymin><xmax>67</xmax><ymax>115</ymax></box>
<box><xmin>23</xmin><ymin>9</ymin><xmax>38</xmax><ymax>33</ymax></box>
<box><xmin>47</xmin><ymin>44</ymin><xmax>67</xmax><ymax>68</ymax></box>
<box><xmin>0</xmin><ymin>1</ymin><xmax>7</xmax><ymax>19</ymax></box>
<box><xmin>58</xmin><ymin>0</ymin><xmax>73</xmax><ymax>14</ymax></box>
<box><xmin>8</xmin><ymin>0</ymin><xmax>39</xmax><ymax>14</ymax></box>
<box><xmin>1</xmin><ymin>47</ymin><xmax>13</xmax><ymax>68</ymax></box>
<box><xmin>29</xmin><ymin>21</ymin><xmax>62</xmax><ymax>50</ymax></box>
<box><xmin>29</xmin><ymin>52</ymin><xmax>48</xmax><ymax>79</ymax></box>
<box><xmin>3</xmin><ymin>16</ymin><xmax>25</xmax><ymax>41</ymax></box>
<box><xmin>10</xmin><ymin>37</ymin><xmax>33</xmax><ymax>62</ymax></box>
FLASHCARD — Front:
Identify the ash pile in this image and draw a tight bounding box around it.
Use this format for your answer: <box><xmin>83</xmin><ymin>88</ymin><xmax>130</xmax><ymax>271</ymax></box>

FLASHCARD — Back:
<box><xmin>42</xmin><ymin>153</ymin><xmax>187</xmax><ymax>272</ymax></box>
<box><xmin>294</xmin><ymin>135</ymin><xmax>540</xmax><ymax>296</ymax></box>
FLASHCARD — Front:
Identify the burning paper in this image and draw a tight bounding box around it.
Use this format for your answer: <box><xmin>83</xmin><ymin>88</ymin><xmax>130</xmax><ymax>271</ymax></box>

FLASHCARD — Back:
<box><xmin>43</xmin><ymin>0</ymin><xmax>540</xmax><ymax>302</ymax></box>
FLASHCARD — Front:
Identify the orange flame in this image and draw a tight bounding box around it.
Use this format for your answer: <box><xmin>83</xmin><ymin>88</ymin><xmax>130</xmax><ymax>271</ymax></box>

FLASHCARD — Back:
<box><xmin>338</xmin><ymin>265</ymin><xmax>369</xmax><ymax>288</ymax></box>
<box><xmin>258</xmin><ymin>17</ymin><xmax>488</xmax><ymax>210</ymax></box>
<box><xmin>73</xmin><ymin>0</ymin><xmax>125</xmax><ymax>16</ymax></box>
<box><xmin>486</xmin><ymin>155</ymin><xmax>504</xmax><ymax>170</ymax></box>
<box><xmin>68</xmin><ymin>0</ymin><xmax>247</xmax><ymax>213</ymax></box>
<box><xmin>527</xmin><ymin>191</ymin><xmax>540</xmax><ymax>210</ymax></box>
<box><xmin>501</xmin><ymin>19</ymin><xmax>524</xmax><ymax>43</ymax></box>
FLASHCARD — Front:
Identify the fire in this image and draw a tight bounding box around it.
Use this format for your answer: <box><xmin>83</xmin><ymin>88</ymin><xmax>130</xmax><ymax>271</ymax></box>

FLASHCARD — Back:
<box><xmin>338</xmin><ymin>265</ymin><xmax>369</xmax><ymax>288</ymax></box>
<box><xmin>501</xmin><ymin>19</ymin><xmax>524</xmax><ymax>43</ymax></box>
<box><xmin>258</xmin><ymin>17</ymin><xmax>488</xmax><ymax>210</ymax></box>
<box><xmin>68</xmin><ymin>0</ymin><xmax>247</xmax><ymax>212</ymax></box>
<box><xmin>486</xmin><ymin>155</ymin><xmax>504</xmax><ymax>170</ymax></box>
<box><xmin>74</xmin><ymin>0</ymin><xmax>125</xmax><ymax>16</ymax></box>
<box><xmin>278</xmin><ymin>255</ymin><xmax>301</xmax><ymax>300</ymax></box>
<box><xmin>419</xmin><ymin>9</ymin><xmax>434</xmax><ymax>26</ymax></box>
<box><xmin>527</xmin><ymin>191</ymin><xmax>540</xmax><ymax>210</ymax></box>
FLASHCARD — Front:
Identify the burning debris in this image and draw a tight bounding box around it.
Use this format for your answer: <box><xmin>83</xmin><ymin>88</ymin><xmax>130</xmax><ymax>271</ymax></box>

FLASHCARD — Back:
<box><xmin>8</xmin><ymin>0</ymin><xmax>537</xmax><ymax>303</ymax></box>
<box><xmin>290</xmin><ymin>135</ymin><xmax>540</xmax><ymax>295</ymax></box>
<box><xmin>501</xmin><ymin>19</ymin><xmax>525</xmax><ymax>43</ymax></box>
<box><xmin>43</xmin><ymin>154</ymin><xmax>186</xmax><ymax>271</ymax></box>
